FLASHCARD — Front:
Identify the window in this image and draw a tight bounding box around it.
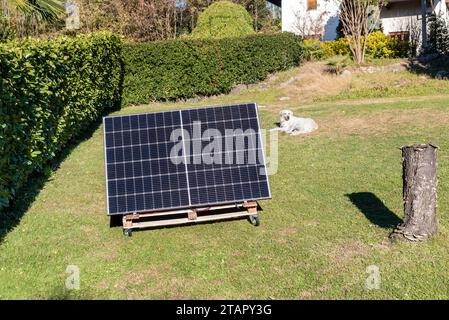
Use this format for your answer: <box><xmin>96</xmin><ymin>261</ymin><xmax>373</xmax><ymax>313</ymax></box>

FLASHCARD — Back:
<box><xmin>389</xmin><ymin>31</ymin><xmax>409</xmax><ymax>42</ymax></box>
<box><xmin>303</xmin><ymin>34</ymin><xmax>321</xmax><ymax>40</ymax></box>
<box><xmin>307</xmin><ymin>0</ymin><xmax>317</xmax><ymax>10</ymax></box>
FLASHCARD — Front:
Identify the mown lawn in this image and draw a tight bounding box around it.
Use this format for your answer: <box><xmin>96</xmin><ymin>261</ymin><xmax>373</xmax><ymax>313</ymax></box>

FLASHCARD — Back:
<box><xmin>1</xmin><ymin>61</ymin><xmax>449</xmax><ymax>299</ymax></box>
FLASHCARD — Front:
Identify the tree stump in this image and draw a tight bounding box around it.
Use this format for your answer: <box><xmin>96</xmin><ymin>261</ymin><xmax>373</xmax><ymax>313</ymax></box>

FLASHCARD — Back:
<box><xmin>390</xmin><ymin>143</ymin><xmax>438</xmax><ymax>241</ymax></box>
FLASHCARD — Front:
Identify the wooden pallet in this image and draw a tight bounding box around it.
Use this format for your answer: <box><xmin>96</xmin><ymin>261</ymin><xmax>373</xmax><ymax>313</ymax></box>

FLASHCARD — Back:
<box><xmin>122</xmin><ymin>201</ymin><xmax>259</xmax><ymax>236</ymax></box>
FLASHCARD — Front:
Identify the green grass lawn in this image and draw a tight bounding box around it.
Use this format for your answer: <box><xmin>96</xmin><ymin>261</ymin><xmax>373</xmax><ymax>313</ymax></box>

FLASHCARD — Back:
<box><xmin>1</xmin><ymin>61</ymin><xmax>449</xmax><ymax>299</ymax></box>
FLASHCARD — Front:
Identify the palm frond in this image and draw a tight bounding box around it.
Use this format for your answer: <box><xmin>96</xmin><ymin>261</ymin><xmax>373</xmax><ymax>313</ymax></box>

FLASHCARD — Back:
<box><xmin>28</xmin><ymin>0</ymin><xmax>65</xmax><ymax>23</ymax></box>
<box><xmin>3</xmin><ymin>0</ymin><xmax>64</xmax><ymax>23</ymax></box>
<box><xmin>3</xmin><ymin>0</ymin><xmax>33</xmax><ymax>13</ymax></box>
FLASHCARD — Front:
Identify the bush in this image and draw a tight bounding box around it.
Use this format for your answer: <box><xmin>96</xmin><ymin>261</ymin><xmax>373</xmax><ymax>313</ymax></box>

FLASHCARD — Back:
<box><xmin>365</xmin><ymin>31</ymin><xmax>408</xmax><ymax>58</ymax></box>
<box><xmin>123</xmin><ymin>32</ymin><xmax>305</xmax><ymax>105</ymax></box>
<box><xmin>326</xmin><ymin>55</ymin><xmax>350</xmax><ymax>74</ymax></box>
<box><xmin>317</xmin><ymin>31</ymin><xmax>409</xmax><ymax>60</ymax></box>
<box><xmin>0</xmin><ymin>32</ymin><xmax>123</xmax><ymax>210</ymax></box>
<box><xmin>429</xmin><ymin>13</ymin><xmax>449</xmax><ymax>55</ymax></box>
<box><xmin>191</xmin><ymin>1</ymin><xmax>255</xmax><ymax>39</ymax></box>
<box><xmin>303</xmin><ymin>38</ymin><xmax>351</xmax><ymax>60</ymax></box>
<box><xmin>0</xmin><ymin>17</ymin><xmax>15</xmax><ymax>43</ymax></box>
<box><xmin>321</xmin><ymin>38</ymin><xmax>351</xmax><ymax>57</ymax></box>
<box><xmin>301</xmin><ymin>39</ymin><xmax>328</xmax><ymax>61</ymax></box>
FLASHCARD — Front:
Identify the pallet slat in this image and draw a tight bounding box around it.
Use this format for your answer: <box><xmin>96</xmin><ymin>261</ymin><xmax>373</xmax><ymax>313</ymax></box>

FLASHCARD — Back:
<box><xmin>122</xmin><ymin>201</ymin><xmax>259</xmax><ymax>232</ymax></box>
<box><xmin>126</xmin><ymin>211</ymin><xmax>253</xmax><ymax>229</ymax></box>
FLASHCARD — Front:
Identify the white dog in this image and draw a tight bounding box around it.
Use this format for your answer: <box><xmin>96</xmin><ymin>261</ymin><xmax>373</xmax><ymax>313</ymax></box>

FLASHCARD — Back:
<box><xmin>271</xmin><ymin>110</ymin><xmax>318</xmax><ymax>135</ymax></box>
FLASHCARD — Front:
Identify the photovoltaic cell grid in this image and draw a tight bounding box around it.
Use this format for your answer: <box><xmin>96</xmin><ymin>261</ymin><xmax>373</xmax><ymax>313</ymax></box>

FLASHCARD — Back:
<box><xmin>103</xmin><ymin>103</ymin><xmax>271</xmax><ymax>215</ymax></box>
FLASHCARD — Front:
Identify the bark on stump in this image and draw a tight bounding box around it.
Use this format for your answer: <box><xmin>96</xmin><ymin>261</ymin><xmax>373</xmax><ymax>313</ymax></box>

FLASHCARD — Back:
<box><xmin>390</xmin><ymin>143</ymin><xmax>438</xmax><ymax>241</ymax></box>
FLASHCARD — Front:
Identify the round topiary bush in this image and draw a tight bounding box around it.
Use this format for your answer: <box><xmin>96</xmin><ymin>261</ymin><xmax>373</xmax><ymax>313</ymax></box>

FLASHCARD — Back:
<box><xmin>191</xmin><ymin>1</ymin><xmax>254</xmax><ymax>39</ymax></box>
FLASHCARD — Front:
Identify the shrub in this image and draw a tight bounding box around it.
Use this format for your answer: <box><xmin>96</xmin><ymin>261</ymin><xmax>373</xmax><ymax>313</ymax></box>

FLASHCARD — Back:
<box><xmin>429</xmin><ymin>13</ymin><xmax>449</xmax><ymax>55</ymax></box>
<box><xmin>0</xmin><ymin>32</ymin><xmax>123</xmax><ymax>210</ymax></box>
<box><xmin>123</xmin><ymin>32</ymin><xmax>305</xmax><ymax>105</ymax></box>
<box><xmin>326</xmin><ymin>55</ymin><xmax>350</xmax><ymax>74</ymax></box>
<box><xmin>321</xmin><ymin>38</ymin><xmax>351</xmax><ymax>57</ymax></box>
<box><xmin>319</xmin><ymin>31</ymin><xmax>408</xmax><ymax>60</ymax></box>
<box><xmin>0</xmin><ymin>17</ymin><xmax>15</xmax><ymax>43</ymax></box>
<box><xmin>301</xmin><ymin>39</ymin><xmax>328</xmax><ymax>60</ymax></box>
<box><xmin>191</xmin><ymin>1</ymin><xmax>255</xmax><ymax>39</ymax></box>
<box><xmin>302</xmin><ymin>38</ymin><xmax>351</xmax><ymax>60</ymax></box>
<box><xmin>365</xmin><ymin>31</ymin><xmax>408</xmax><ymax>58</ymax></box>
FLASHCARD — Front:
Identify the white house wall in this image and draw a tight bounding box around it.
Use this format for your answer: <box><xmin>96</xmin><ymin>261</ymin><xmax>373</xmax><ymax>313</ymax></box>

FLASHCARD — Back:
<box><xmin>281</xmin><ymin>0</ymin><xmax>449</xmax><ymax>40</ymax></box>
<box><xmin>380</xmin><ymin>1</ymin><xmax>423</xmax><ymax>34</ymax></box>
<box><xmin>281</xmin><ymin>0</ymin><xmax>340</xmax><ymax>40</ymax></box>
<box><xmin>380</xmin><ymin>0</ymin><xmax>448</xmax><ymax>34</ymax></box>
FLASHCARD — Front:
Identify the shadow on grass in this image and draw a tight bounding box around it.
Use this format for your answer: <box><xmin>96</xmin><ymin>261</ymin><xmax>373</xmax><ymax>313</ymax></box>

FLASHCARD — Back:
<box><xmin>0</xmin><ymin>118</ymin><xmax>105</xmax><ymax>244</ymax></box>
<box><xmin>346</xmin><ymin>192</ymin><xmax>402</xmax><ymax>229</ymax></box>
<box><xmin>407</xmin><ymin>54</ymin><xmax>449</xmax><ymax>78</ymax></box>
<box><xmin>48</xmin><ymin>285</ymin><xmax>95</xmax><ymax>300</ymax></box>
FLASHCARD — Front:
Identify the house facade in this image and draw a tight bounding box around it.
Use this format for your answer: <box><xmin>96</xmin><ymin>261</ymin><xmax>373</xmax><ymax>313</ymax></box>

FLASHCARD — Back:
<box><xmin>275</xmin><ymin>0</ymin><xmax>449</xmax><ymax>42</ymax></box>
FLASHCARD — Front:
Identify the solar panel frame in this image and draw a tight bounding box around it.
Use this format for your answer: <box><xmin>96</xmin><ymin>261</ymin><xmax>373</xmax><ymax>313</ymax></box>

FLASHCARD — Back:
<box><xmin>103</xmin><ymin>103</ymin><xmax>271</xmax><ymax>215</ymax></box>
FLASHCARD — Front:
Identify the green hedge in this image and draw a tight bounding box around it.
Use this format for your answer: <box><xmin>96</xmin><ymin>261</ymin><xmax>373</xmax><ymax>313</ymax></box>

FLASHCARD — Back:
<box><xmin>0</xmin><ymin>32</ymin><xmax>123</xmax><ymax>210</ymax></box>
<box><xmin>123</xmin><ymin>32</ymin><xmax>305</xmax><ymax>105</ymax></box>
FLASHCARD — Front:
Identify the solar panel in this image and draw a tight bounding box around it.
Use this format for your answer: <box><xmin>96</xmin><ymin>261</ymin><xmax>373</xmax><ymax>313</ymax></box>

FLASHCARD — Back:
<box><xmin>103</xmin><ymin>103</ymin><xmax>271</xmax><ymax>215</ymax></box>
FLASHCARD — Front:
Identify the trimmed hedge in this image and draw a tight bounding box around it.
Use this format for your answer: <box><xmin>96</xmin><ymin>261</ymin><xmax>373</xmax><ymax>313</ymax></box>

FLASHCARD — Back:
<box><xmin>123</xmin><ymin>32</ymin><xmax>305</xmax><ymax>105</ymax></box>
<box><xmin>0</xmin><ymin>32</ymin><xmax>123</xmax><ymax>210</ymax></box>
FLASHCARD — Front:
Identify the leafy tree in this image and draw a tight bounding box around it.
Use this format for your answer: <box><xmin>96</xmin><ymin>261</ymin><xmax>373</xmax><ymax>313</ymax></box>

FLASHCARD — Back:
<box><xmin>185</xmin><ymin>0</ymin><xmax>274</xmax><ymax>33</ymax></box>
<box><xmin>190</xmin><ymin>0</ymin><xmax>254</xmax><ymax>39</ymax></box>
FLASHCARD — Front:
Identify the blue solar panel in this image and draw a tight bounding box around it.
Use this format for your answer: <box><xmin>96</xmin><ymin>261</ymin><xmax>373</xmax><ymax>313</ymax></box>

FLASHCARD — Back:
<box><xmin>103</xmin><ymin>103</ymin><xmax>271</xmax><ymax>215</ymax></box>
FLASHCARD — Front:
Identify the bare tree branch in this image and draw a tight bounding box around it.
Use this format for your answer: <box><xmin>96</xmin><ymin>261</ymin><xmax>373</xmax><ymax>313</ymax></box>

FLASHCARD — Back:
<box><xmin>339</xmin><ymin>0</ymin><xmax>383</xmax><ymax>64</ymax></box>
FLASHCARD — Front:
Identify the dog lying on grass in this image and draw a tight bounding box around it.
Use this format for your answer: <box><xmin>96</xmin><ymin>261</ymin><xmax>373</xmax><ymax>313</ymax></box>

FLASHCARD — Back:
<box><xmin>271</xmin><ymin>110</ymin><xmax>318</xmax><ymax>135</ymax></box>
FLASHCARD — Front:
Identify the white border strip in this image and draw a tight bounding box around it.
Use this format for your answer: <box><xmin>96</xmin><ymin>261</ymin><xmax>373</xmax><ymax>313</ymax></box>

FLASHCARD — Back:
<box><xmin>253</xmin><ymin>102</ymin><xmax>272</xmax><ymax>199</ymax></box>
<box><xmin>179</xmin><ymin>110</ymin><xmax>192</xmax><ymax>206</ymax></box>
<box><xmin>102</xmin><ymin>117</ymin><xmax>111</xmax><ymax>215</ymax></box>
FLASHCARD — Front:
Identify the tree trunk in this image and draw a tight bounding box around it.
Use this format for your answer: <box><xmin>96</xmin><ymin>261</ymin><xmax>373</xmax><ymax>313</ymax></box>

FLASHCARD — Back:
<box><xmin>421</xmin><ymin>0</ymin><xmax>428</xmax><ymax>49</ymax></box>
<box><xmin>391</xmin><ymin>143</ymin><xmax>438</xmax><ymax>241</ymax></box>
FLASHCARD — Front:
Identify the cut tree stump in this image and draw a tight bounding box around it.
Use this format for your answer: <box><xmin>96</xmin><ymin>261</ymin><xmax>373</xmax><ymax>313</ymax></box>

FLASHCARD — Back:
<box><xmin>390</xmin><ymin>143</ymin><xmax>438</xmax><ymax>241</ymax></box>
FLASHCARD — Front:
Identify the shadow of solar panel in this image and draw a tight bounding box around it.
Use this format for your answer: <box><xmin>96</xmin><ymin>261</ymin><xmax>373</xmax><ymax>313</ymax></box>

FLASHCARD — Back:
<box><xmin>103</xmin><ymin>103</ymin><xmax>271</xmax><ymax>215</ymax></box>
